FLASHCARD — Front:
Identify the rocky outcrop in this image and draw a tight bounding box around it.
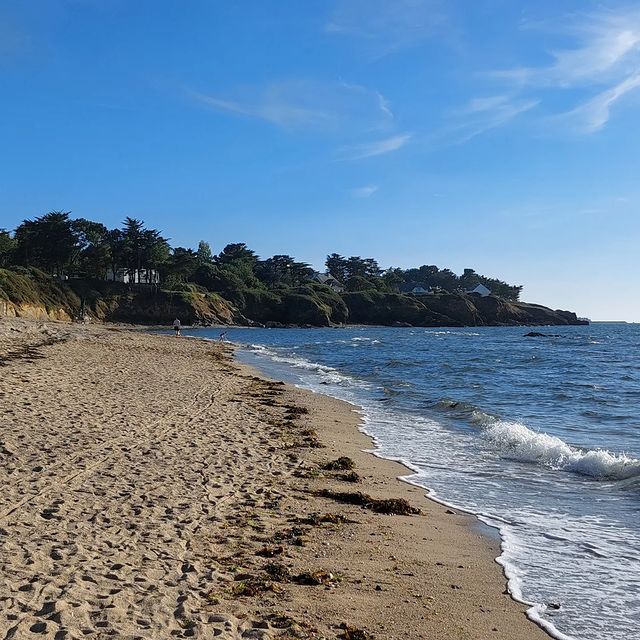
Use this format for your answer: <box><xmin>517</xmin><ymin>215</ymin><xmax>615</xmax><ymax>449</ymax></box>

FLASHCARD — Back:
<box><xmin>235</xmin><ymin>285</ymin><xmax>349</xmax><ymax>327</ymax></box>
<box><xmin>342</xmin><ymin>291</ymin><xmax>449</xmax><ymax>326</ymax></box>
<box><xmin>419</xmin><ymin>294</ymin><xmax>483</xmax><ymax>326</ymax></box>
<box><xmin>71</xmin><ymin>281</ymin><xmax>246</xmax><ymax>325</ymax></box>
<box><xmin>468</xmin><ymin>295</ymin><xmax>584</xmax><ymax>326</ymax></box>
<box><xmin>342</xmin><ymin>291</ymin><xmax>587</xmax><ymax>328</ymax></box>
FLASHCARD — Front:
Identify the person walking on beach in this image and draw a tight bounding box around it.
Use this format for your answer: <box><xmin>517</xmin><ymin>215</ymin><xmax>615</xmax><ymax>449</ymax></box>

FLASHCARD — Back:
<box><xmin>219</xmin><ymin>331</ymin><xmax>227</xmax><ymax>342</ymax></box>
<box><xmin>173</xmin><ymin>318</ymin><xmax>181</xmax><ymax>337</ymax></box>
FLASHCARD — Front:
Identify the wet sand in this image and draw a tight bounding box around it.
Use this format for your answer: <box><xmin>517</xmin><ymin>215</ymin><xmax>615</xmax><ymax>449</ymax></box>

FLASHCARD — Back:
<box><xmin>0</xmin><ymin>319</ymin><xmax>550</xmax><ymax>639</ymax></box>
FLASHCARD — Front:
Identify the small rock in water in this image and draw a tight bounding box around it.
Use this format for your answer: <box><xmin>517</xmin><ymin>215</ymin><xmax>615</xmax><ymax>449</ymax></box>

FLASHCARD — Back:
<box><xmin>524</xmin><ymin>331</ymin><xmax>560</xmax><ymax>338</ymax></box>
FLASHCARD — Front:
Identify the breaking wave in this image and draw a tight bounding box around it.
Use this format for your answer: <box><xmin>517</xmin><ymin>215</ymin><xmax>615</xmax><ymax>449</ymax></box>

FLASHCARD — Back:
<box><xmin>436</xmin><ymin>398</ymin><xmax>640</xmax><ymax>481</ymax></box>
<box><xmin>484</xmin><ymin>419</ymin><xmax>640</xmax><ymax>480</ymax></box>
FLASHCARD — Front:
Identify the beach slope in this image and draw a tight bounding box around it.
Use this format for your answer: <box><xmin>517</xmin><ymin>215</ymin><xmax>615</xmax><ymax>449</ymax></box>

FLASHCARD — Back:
<box><xmin>0</xmin><ymin>320</ymin><xmax>550</xmax><ymax>639</ymax></box>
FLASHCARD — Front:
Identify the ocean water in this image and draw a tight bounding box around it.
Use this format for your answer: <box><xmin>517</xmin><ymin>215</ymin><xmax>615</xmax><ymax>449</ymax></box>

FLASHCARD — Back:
<box><xmin>182</xmin><ymin>324</ymin><xmax>640</xmax><ymax>640</ymax></box>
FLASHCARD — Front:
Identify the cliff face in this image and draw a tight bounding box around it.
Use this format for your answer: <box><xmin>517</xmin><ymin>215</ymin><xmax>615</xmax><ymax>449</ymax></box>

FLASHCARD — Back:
<box><xmin>0</xmin><ymin>268</ymin><xmax>79</xmax><ymax>321</ymax></box>
<box><xmin>0</xmin><ymin>269</ymin><xmax>586</xmax><ymax>328</ymax></box>
<box><xmin>76</xmin><ymin>281</ymin><xmax>246</xmax><ymax>325</ymax></box>
<box><xmin>468</xmin><ymin>295</ymin><xmax>583</xmax><ymax>326</ymax></box>
<box><xmin>341</xmin><ymin>291</ymin><xmax>586</xmax><ymax>327</ymax></box>
<box><xmin>233</xmin><ymin>285</ymin><xmax>349</xmax><ymax>327</ymax></box>
<box><xmin>0</xmin><ymin>270</ymin><xmax>245</xmax><ymax>326</ymax></box>
<box><xmin>342</xmin><ymin>291</ymin><xmax>446</xmax><ymax>326</ymax></box>
<box><xmin>0</xmin><ymin>300</ymin><xmax>73</xmax><ymax>322</ymax></box>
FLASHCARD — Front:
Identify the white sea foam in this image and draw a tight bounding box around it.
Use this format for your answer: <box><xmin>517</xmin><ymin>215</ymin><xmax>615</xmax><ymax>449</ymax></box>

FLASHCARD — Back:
<box><xmin>426</xmin><ymin>330</ymin><xmax>481</xmax><ymax>337</ymax></box>
<box><xmin>245</xmin><ymin>343</ymin><xmax>363</xmax><ymax>387</ymax></box>
<box><xmin>435</xmin><ymin>398</ymin><xmax>640</xmax><ymax>481</ymax></box>
<box><xmin>247</xmin><ymin>342</ymin><xmax>640</xmax><ymax>484</ymax></box>
<box><xmin>482</xmin><ymin>419</ymin><xmax>640</xmax><ymax>480</ymax></box>
<box><xmin>238</xmin><ymin>341</ymin><xmax>640</xmax><ymax>640</ymax></box>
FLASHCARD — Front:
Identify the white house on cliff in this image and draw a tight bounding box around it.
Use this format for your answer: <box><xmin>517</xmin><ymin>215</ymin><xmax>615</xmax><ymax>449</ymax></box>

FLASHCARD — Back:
<box><xmin>311</xmin><ymin>272</ymin><xmax>345</xmax><ymax>292</ymax></box>
<box><xmin>106</xmin><ymin>268</ymin><xmax>160</xmax><ymax>285</ymax></box>
<box><xmin>467</xmin><ymin>283</ymin><xmax>491</xmax><ymax>297</ymax></box>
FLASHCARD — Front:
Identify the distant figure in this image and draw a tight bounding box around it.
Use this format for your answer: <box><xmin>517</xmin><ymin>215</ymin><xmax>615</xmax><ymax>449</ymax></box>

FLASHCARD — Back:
<box><xmin>219</xmin><ymin>331</ymin><xmax>227</xmax><ymax>342</ymax></box>
<box><xmin>173</xmin><ymin>318</ymin><xmax>181</xmax><ymax>337</ymax></box>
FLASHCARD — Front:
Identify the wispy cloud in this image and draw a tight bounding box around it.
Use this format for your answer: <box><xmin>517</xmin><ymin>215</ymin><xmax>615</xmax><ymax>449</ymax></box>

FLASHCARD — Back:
<box><xmin>326</xmin><ymin>0</ymin><xmax>447</xmax><ymax>56</ymax></box>
<box><xmin>191</xmin><ymin>79</ymin><xmax>393</xmax><ymax>132</ymax></box>
<box><xmin>351</xmin><ymin>184</ymin><xmax>379</xmax><ymax>198</ymax></box>
<box><xmin>443</xmin><ymin>95</ymin><xmax>538</xmax><ymax>143</ymax></box>
<box><xmin>337</xmin><ymin>133</ymin><xmax>412</xmax><ymax>160</ymax></box>
<box><xmin>191</xmin><ymin>91</ymin><xmax>330</xmax><ymax>129</ymax></box>
<box><xmin>495</xmin><ymin>9</ymin><xmax>640</xmax><ymax>88</ymax></box>
<box><xmin>337</xmin><ymin>80</ymin><xmax>395</xmax><ymax>119</ymax></box>
<box><xmin>557</xmin><ymin>72</ymin><xmax>640</xmax><ymax>133</ymax></box>
<box><xmin>492</xmin><ymin>7</ymin><xmax>640</xmax><ymax>133</ymax></box>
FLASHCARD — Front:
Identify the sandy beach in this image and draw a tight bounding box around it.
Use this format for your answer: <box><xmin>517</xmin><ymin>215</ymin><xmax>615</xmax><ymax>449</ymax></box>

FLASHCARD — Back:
<box><xmin>0</xmin><ymin>319</ymin><xmax>550</xmax><ymax>640</ymax></box>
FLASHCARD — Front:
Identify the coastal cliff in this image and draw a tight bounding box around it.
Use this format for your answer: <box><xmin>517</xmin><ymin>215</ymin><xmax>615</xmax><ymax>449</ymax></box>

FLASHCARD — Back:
<box><xmin>0</xmin><ymin>268</ymin><xmax>586</xmax><ymax>327</ymax></box>
<box><xmin>342</xmin><ymin>291</ymin><xmax>585</xmax><ymax>327</ymax></box>
<box><xmin>0</xmin><ymin>269</ymin><xmax>245</xmax><ymax>325</ymax></box>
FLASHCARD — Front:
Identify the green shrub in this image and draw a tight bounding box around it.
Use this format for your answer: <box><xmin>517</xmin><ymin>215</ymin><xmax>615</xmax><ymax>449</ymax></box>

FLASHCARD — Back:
<box><xmin>164</xmin><ymin>282</ymin><xmax>208</xmax><ymax>294</ymax></box>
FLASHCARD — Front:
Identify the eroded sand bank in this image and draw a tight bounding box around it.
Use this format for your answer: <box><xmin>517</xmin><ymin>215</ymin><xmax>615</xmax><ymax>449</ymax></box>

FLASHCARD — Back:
<box><xmin>0</xmin><ymin>320</ymin><xmax>550</xmax><ymax>639</ymax></box>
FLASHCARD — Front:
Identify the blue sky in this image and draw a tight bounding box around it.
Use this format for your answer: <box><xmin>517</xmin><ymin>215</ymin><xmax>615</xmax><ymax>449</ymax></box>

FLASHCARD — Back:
<box><xmin>1</xmin><ymin>0</ymin><xmax>639</xmax><ymax>321</ymax></box>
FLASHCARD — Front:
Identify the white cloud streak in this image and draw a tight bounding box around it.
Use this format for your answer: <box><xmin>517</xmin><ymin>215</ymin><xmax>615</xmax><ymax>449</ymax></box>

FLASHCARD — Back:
<box><xmin>191</xmin><ymin>79</ymin><xmax>394</xmax><ymax>132</ymax></box>
<box><xmin>351</xmin><ymin>185</ymin><xmax>379</xmax><ymax>198</ymax></box>
<box><xmin>492</xmin><ymin>7</ymin><xmax>640</xmax><ymax>132</ymax></box>
<box><xmin>443</xmin><ymin>95</ymin><xmax>538</xmax><ymax>144</ymax></box>
<box><xmin>326</xmin><ymin>0</ymin><xmax>447</xmax><ymax>55</ymax></box>
<box><xmin>560</xmin><ymin>72</ymin><xmax>640</xmax><ymax>133</ymax></box>
<box><xmin>337</xmin><ymin>133</ymin><xmax>412</xmax><ymax>160</ymax></box>
<box><xmin>496</xmin><ymin>10</ymin><xmax>640</xmax><ymax>88</ymax></box>
<box><xmin>190</xmin><ymin>92</ymin><xmax>330</xmax><ymax>129</ymax></box>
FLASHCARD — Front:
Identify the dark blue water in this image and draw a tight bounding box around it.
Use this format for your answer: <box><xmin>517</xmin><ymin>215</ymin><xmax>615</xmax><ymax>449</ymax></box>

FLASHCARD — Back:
<box><xmin>183</xmin><ymin>324</ymin><xmax>640</xmax><ymax>640</ymax></box>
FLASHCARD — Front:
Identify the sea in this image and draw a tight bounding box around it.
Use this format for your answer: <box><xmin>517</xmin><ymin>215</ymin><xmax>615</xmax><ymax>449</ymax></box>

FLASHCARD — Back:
<box><xmin>180</xmin><ymin>323</ymin><xmax>640</xmax><ymax>640</ymax></box>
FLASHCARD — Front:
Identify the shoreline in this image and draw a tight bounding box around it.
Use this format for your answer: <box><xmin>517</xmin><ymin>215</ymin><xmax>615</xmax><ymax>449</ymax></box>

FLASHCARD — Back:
<box><xmin>0</xmin><ymin>318</ymin><xmax>553</xmax><ymax>639</ymax></box>
<box><xmin>325</xmin><ymin>410</ymin><xmax>564</xmax><ymax>640</ymax></box>
<box><xmin>234</xmin><ymin>345</ymin><xmax>557</xmax><ymax>640</ymax></box>
<box><xmin>231</xmin><ymin>336</ymin><xmax>583</xmax><ymax>640</ymax></box>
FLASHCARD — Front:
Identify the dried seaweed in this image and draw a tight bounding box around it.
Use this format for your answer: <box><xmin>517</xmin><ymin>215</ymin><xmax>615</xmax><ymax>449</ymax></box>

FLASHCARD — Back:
<box><xmin>284</xmin><ymin>405</ymin><xmax>309</xmax><ymax>418</ymax></box>
<box><xmin>338</xmin><ymin>623</ymin><xmax>375</xmax><ymax>639</ymax></box>
<box><xmin>323</xmin><ymin>457</ymin><xmax>356</xmax><ymax>471</ymax></box>
<box><xmin>230</xmin><ymin>578</ymin><xmax>281</xmax><ymax>597</ymax></box>
<box><xmin>316</xmin><ymin>490</ymin><xmax>421</xmax><ymax>515</ymax></box>
<box><xmin>272</xmin><ymin>526</ymin><xmax>307</xmax><ymax>546</ymax></box>
<box><xmin>256</xmin><ymin>545</ymin><xmax>284</xmax><ymax>558</ymax></box>
<box><xmin>293</xmin><ymin>512</ymin><xmax>354</xmax><ymax>526</ymax></box>
<box><xmin>292</xmin><ymin>568</ymin><xmax>336</xmax><ymax>586</ymax></box>
<box><xmin>336</xmin><ymin>471</ymin><xmax>360</xmax><ymax>483</ymax></box>
<box><xmin>263</xmin><ymin>561</ymin><xmax>291</xmax><ymax>582</ymax></box>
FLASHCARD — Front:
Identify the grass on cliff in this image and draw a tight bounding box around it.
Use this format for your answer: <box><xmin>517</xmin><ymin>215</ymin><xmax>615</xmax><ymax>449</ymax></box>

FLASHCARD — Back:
<box><xmin>0</xmin><ymin>267</ymin><xmax>80</xmax><ymax>313</ymax></box>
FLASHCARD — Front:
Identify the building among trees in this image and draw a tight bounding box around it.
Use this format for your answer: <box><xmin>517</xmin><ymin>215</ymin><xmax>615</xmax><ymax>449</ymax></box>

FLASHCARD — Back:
<box><xmin>467</xmin><ymin>283</ymin><xmax>491</xmax><ymax>297</ymax></box>
<box><xmin>106</xmin><ymin>268</ymin><xmax>160</xmax><ymax>285</ymax></box>
<box><xmin>311</xmin><ymin>272</ymin><xmax>345</xmax><ymax>292</ymax></box>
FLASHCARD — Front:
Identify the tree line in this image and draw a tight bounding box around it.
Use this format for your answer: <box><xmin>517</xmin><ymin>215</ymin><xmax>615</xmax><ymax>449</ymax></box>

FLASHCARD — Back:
<box><xmin>0</xmin><ymin>211</ymin><xmax>522</xmax><ymax>300</ymax></box>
